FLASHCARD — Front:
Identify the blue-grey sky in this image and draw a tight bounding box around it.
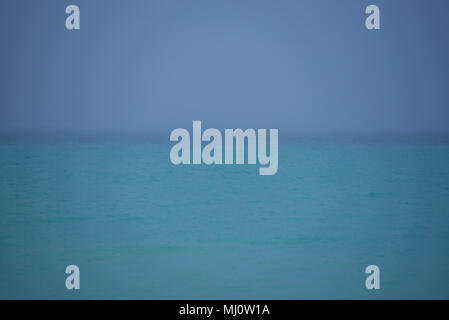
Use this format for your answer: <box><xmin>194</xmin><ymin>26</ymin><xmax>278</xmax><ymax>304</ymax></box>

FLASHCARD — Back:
<box><xmin>1</xmin><ymin>0</ymin><xmax>449</xmax><ymax>136</ymax></box>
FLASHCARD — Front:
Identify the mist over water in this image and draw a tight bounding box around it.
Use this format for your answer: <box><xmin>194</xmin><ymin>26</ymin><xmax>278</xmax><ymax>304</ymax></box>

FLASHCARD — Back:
<box><xmin>1</xmin><ymin>0</ymin><xmax>449</xmax><ymax>135</ymax></box>
<box><xmin>1</xmin><ymin>0</ymin><xmax>449</xmax><ymax>299</ymax></box>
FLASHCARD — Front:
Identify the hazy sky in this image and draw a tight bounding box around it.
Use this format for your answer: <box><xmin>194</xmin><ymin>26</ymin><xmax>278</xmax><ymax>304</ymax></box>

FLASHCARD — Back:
<box><xmin>1</xmin><ymin>0</ymin><xmax>449</xmax><ymax>135</ymax></box>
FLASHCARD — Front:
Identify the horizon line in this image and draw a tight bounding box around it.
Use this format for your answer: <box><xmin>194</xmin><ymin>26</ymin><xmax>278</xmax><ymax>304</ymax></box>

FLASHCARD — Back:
<box><xmin>1</xmin><ymin>129</ymin><xmax>449</xmax><ymax>144</ymax></box>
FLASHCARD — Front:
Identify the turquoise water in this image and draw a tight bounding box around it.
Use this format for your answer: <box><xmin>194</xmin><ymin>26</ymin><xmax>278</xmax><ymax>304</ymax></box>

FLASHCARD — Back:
<box><xmin>0</xmin><ymin>142</ymin><xmax>448</xmax><ymax>299</ymax></box>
